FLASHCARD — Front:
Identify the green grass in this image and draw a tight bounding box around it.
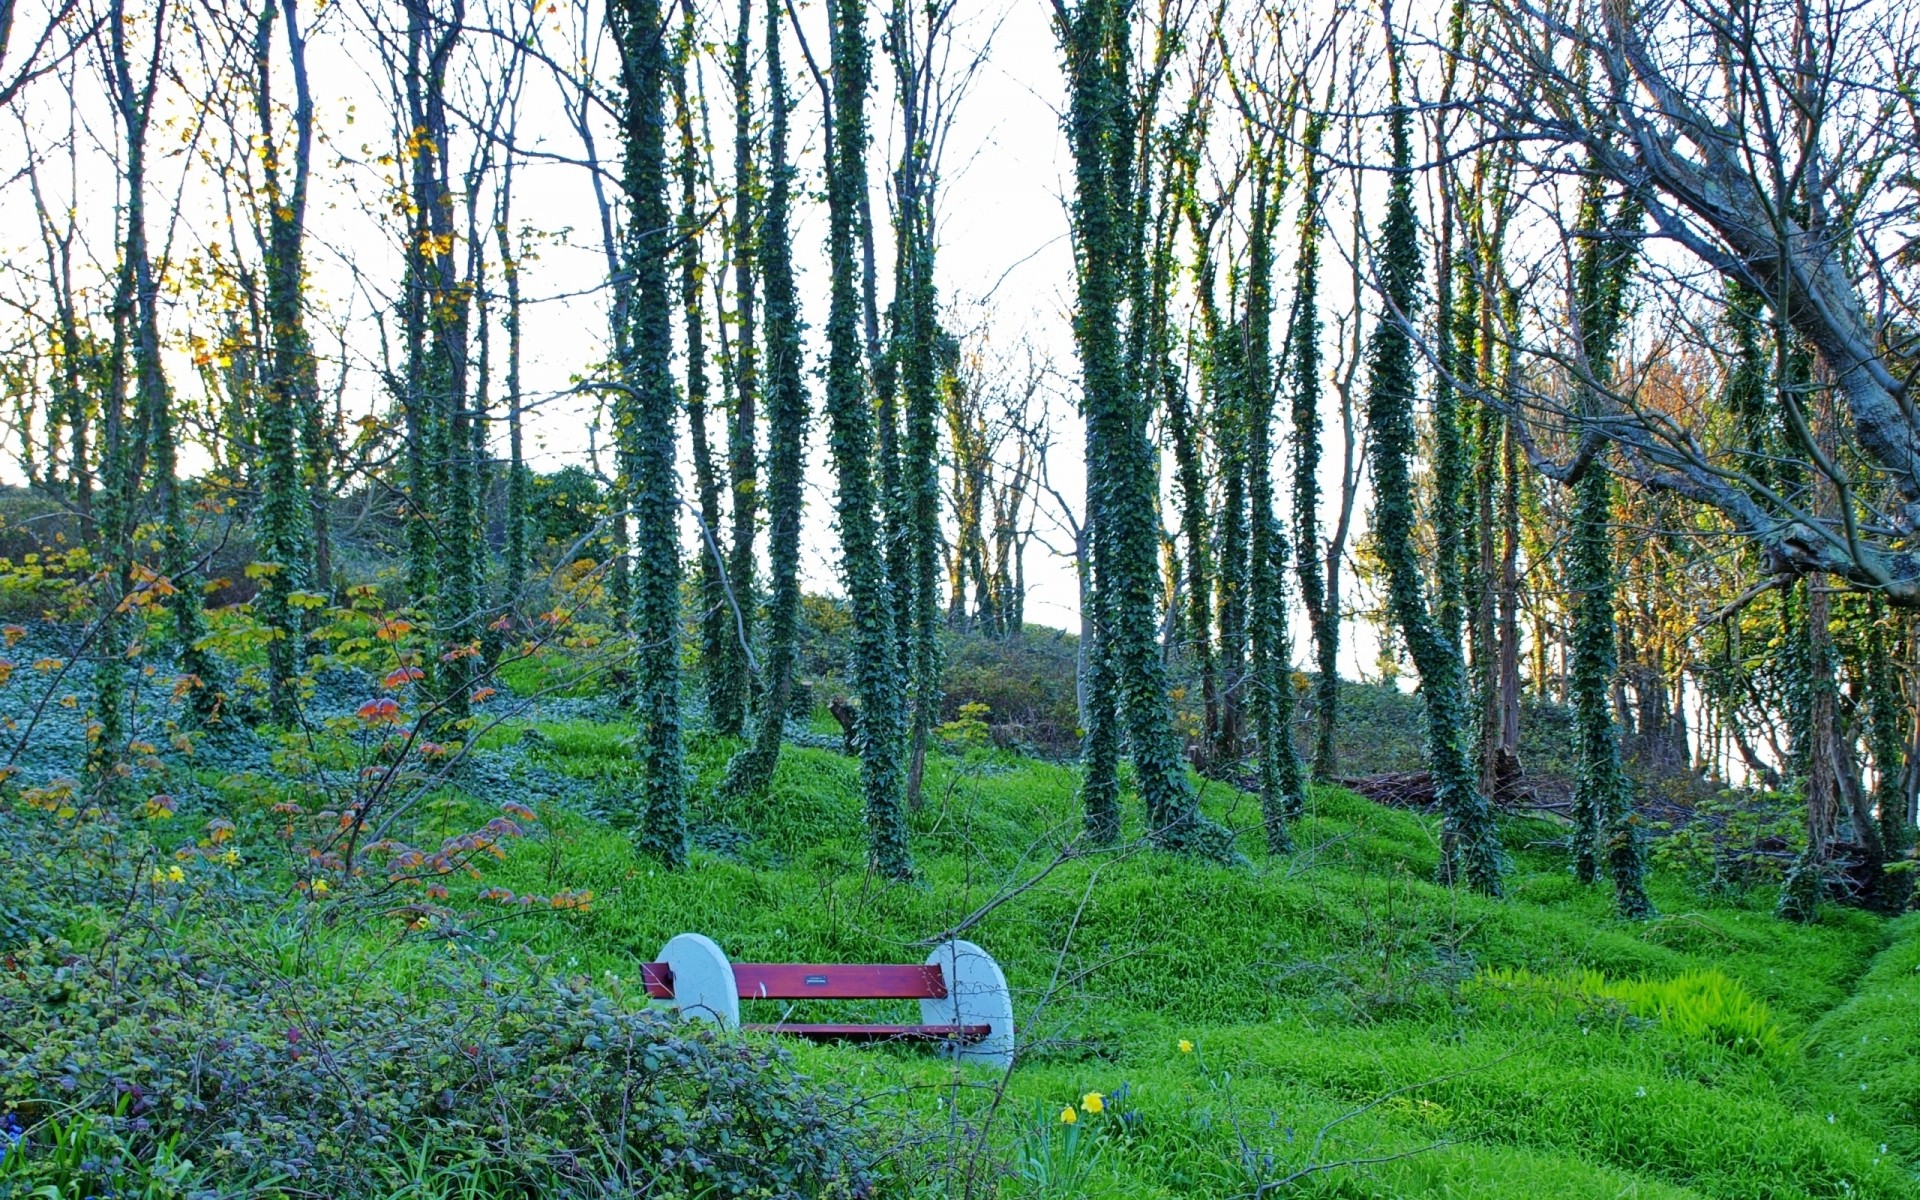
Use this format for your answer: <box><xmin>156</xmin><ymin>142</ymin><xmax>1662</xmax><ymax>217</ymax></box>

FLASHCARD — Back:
<box><xmin>382</xmin><ymin>719</ymin><xmax>1916</xmax><ymax>1198</ymax></box>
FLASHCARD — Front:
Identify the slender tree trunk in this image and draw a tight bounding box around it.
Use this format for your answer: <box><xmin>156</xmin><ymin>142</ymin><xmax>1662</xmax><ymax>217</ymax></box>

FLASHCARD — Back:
<box><xmin>720</xmin><ymin>0</ymin><xmax>804</xmax><ymax>801</ymax></box>
<box><xmin>614</xmin><ymin>0</ymin><xmax>689</xmax><ymax>866</ymax></box>
<box><xmin>674</xmin><ymin>20</ymin><xmax>731</xmax><ymax>737</ymax></box>
<box><xmin>1243</xmin><ymin>162</ymin><xmax>1302</xmax><ymax>851</ymax></box>
<box><xmin>1363</xmin><ymin>33</ymin><xmax>1502</xmax><ymax>893</ymax></box>
<box><xmin>824</xmin><ymin>0</ymin><xmax>911</xmax><ymax>879</ymax></box>
<box><xmin>1058</xmin><ymin>0</ymin><xmax>1228</xmax><ymax>858</ymax></box>
<box><xmin>1291</xmin><ymin>111</ymin><xmax>1337</xmax><ymax>779</ymax></box>
<box><xmin>255</xmin><ymin>0</ymin><xmax>314</xmax><ymax>726</ymax></box>
<box><xmin>1565</xmin><ymin>174</ymin><xmax>1652</xmax><ymax>917</ymax></box>
<box><xmin>718</xmin><ymin>0</ymin><xmax>757</xmax><ymax>738</ymax></box>
<box><xmin>886</xmin><ymin>5</ymin><xmax>945</xmax><ymax>809</ymax></box>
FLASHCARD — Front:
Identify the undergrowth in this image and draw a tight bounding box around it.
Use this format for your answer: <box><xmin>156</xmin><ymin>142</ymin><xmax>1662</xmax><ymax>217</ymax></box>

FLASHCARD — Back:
<box><xmin>6</xmin><ymin>690</ymin><xmax>1919</xmax><ymax>1197</ymax></box>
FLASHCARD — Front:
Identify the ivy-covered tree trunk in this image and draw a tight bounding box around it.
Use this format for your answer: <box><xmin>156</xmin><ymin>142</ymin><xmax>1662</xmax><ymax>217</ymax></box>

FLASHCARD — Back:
<box><xmin>716</xmin><ymin>0</ymin><xmax>758</xmax><ymax>739</ymax></box>
<box><xmin>614</xmin><ymin>0</ymin><xmax>689</xmax><ymax>867</ymax></box>
<box><xmin>92</xmin><ymin>0</ymin><xmax>157</xmax><ymax>802</ymax></box>
<box><xmin>884</xmin><ymin>5</ymin><xmax>944</xmax><ymax>809</ymax></box>
<box><xmin>1290</xmin><ymin>110</ymin><xmax>1337</xmax><ymax>778</ymax></box>
<box><xmin>1362</xmin><ymin>45</ymin><xmax>1502</xmax><ymax>894</ymax></box>
<box><xmin>1494</xmin><ymin>286</ymin><xmax>1525</xmax><ymax>773</ymax></box>
<box><xmin>1166</xmin><ymin>347</ymin><xmax>1216</xmax><ymax>764</ymax></box>
<box><xmin>720</xmin><ymin>0</ymin><xmax>804</xmax><ymax>802</ymax></box>
<box><xmin>823</xmin><ymin>0</ymin><xmax>911</xmax><ymax>880</ymax></box>
<box><xmin>1565</xmin><ymin>173</ymin><xmax>1653</xmax><ymax>918</ymax></box>
<box><xmin>1866</xmin><ymin>596</ymin><xmax>1913</xmax><ymax>910</ymax></box>
<box><xmin>255</xmin><ymin>0</ymin><xmax>315</xmax><ymax>727</ymax></box>
<box><xmin>1213</xmin><ymin>325</ymin><xmax>1249</xmax><ymax>767</ymax></box>
<box><xmin>1057</xmin><ymin>0</ymin><xmax>1229</xmax><ymax>858</ymax></box>
<box><xmin>398</xmin><ymin>0</ymin><xmax>479</xmax><ymax>723</ymax></box>
<box><xmin>1081</xmin><ymin>507</ymin><xmax>1122</xmax><ymax>844</ymax></box>
<box><xmin>674</xmin><ymin>20</ymin><xmax>730</xmax><ymax>735</ymax></box>
<box><xmin>1243</xmin><ymin>163</ymin><xmax>1302</xmax><ymax>850</ymax></box>
<box><xmin>497</xmin><ymin>179</ymin><xmax>529</xmax><ymax>609</ymax></box>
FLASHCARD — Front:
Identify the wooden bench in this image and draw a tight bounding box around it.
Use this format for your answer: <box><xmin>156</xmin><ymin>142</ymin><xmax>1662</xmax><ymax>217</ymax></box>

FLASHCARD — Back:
<box><xmin>643</xmin><ymin>933</ymin><xmax>1015</xmax><ymax>1067</ymax></box>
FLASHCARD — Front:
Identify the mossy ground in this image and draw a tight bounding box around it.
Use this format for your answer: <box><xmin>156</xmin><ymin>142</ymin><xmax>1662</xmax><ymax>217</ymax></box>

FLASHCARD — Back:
<box><xmin>394</xmin><ymin>712</ymin><xmax>1920</xmax><ymax>1198</ymax></box>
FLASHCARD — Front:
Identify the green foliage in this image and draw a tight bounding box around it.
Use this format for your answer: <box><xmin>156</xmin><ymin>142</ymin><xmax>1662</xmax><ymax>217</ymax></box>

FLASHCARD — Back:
<box><xmin>1473</xmin><ymin>966</ymin><xmax>1789</xmax><ymax>1057</ymax></box>
<box><xmin>1650</xmin><ymin>783</ymin><xmax>1802</xmax><ymax>894</ymax></box>
<box><xmin>0</xmin><ymin>1103</ymin><xmax>207</xmax><ymax>1200</ymax></box>
<box><xmin>942</xmin><ymin>625</ymin><xmax>1081</xmax><ymax>754</ymax></box>
<box><xmin>0</xmin><ymin>755</ymin><xmax>868</xmax><ymax>1199</ymax></box>
<box><xmin>526</xmin><ymin>466</ymin><xmax>604</xmax><ymax>555</ymax></box>
<box><xmin>1010</xmin><ymin>1099</ymin><xmax>1105</xmax><ymax>1196</ymax></box>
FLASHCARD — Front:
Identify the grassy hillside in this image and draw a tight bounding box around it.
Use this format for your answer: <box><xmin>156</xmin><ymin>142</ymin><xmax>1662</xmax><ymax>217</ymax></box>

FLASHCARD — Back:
<box><xmin>443</xmin><ymin>716</ymin><xmax>1912</xmax><ymax>1198</ymax></box>
<box><xmin>4</xmin><ymin>619</ymin><xmax>1914</xmax><ymax>1196</ymax></box>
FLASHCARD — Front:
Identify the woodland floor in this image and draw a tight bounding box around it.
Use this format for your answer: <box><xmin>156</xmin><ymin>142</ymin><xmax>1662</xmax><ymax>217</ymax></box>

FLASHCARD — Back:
<box><xmin>8</xmin><ymin>634</ymin><xmax>1920</xmax><ymax>1197</ymax></box>
<box><xmin>444</xmin><ymin>702</ymin><xmax>1918</xmax><ymax>1198</ymax></box>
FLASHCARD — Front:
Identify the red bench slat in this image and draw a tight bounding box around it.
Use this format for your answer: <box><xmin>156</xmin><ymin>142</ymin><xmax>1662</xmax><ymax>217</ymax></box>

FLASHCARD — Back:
<box><xmin>732</xmin><ymin>962</ymin><xmax>947</xmax><ymax>999</ymax></box>
<box><xmin>641</xmin><ymin>961</ymin><xmax>949</xmax><ymax>1000</ymax></box>
<box><xmin>646</xmin><ymin>959</ymin><xmax>979</xmax><ymax>1045</ymax></box>
<box><xmin>741</xmin><ymin>1022</ymin><xmax>989</xmax><ymax>1042</ymax></box>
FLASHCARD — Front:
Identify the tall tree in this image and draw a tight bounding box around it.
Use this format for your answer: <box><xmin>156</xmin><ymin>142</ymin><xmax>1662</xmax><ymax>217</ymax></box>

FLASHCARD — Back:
<box><xmin>253</xmin><ymin>0</ymin><xmax>315</xmax><ymax>726</ymax></box>
<box><xmin>1362</xmin><ymin>17</ymin><xmax>1502</xmax><ymax>893</ymax></box>
<box><xmin>884</xmin><ymin>0</ymin><xmax>947</xmax><ymax>808</ymax></box>
<box><xmin>674</xmin><ymin>14</ymin><xmax>730</xmax><ymax>736</ymax></box>
<box><xmin>719</xmin><ymin>0</ymin><xmax>804</xmax><ymax>803</ymax></box>
<box><xmin>1565</xmin><ymin>173</ymin><xmax>1653</xmax><ymax>918</ymax></box>
<box><xmin>823</xmin><ymin>0</ymin><xmax>911</xmax><ymax>879</ymax></box>
<box><xmin>1290</xmin><ymin>107</ymin><xmax>1337</xmax><ymax>777</ymax></box>
<box><xmin>1056</xmin><ymin>0</ymin><xmax>1230</xmax><ymax>857</ymax></box>
<box><xmin>715</xmin><ymin>0</ymin><xmax>758</xmax><ymax>739</ymax></box>
<box><xmin>90</xmin><ymin>0</ymin><xmax>164</xmax><ymax>801</ymax></box>
<box><xmin>614</xmin><ymin>0</ymin><xmax>688</xmax><ymax>866</ymax></box>
<box><xmin>1242</xmin><ymin>155</ymin><xmax>1304</xmax><ymax>850</ymax></box>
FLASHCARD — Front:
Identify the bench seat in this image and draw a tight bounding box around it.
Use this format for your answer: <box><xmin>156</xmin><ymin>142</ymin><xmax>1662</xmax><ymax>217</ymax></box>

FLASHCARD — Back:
<box><xmin>740</xmin><ymin>1022</ymin><xmax>991</xmax><ymax>1041</ymax></box>
<box><xmin>646</xmin><ymin>933</ymin><xmax>1015</xmax><ymax>1067</ymax></box>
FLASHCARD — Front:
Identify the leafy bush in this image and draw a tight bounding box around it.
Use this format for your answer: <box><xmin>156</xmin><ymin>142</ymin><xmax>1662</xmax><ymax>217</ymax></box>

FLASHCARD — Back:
<box><xmin>1649</xmin><ymin>783</ymin><xmax>1803</xmax><ymax>894</ymax></box>
<box><xmin>941</xmin><ymin>627</ymin><xmax>1081</xmax><ymax>755</ymax></box>
<box><xmin>0</xmin><ymin>809</ymin><xmax>871</xmax><ymax>1199</ymax></box>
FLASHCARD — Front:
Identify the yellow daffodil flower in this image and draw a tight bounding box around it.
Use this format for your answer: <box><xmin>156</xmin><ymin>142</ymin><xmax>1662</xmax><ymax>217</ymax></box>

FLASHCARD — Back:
<box><xmin>1059</xmin><ymin>1105</ymin><xmax>1077</xmax><ymax>1125</ymax></box>
<box><xmin>1179</xmin><ymin>1039</ymin><xmax>1194</xmax><ymax>1054</ymax></box>
<box><xmin>1081</xmin><ymin>1092</ymin><xmax>1104</xmax><ymax>1114</ymax></box>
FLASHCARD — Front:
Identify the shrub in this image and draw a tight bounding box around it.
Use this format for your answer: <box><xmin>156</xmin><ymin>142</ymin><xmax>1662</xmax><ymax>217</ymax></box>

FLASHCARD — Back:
<box><xmin>0</xmin><ymin>809</ymin><xmax>871</xmax><ymax>1199</ymax></box>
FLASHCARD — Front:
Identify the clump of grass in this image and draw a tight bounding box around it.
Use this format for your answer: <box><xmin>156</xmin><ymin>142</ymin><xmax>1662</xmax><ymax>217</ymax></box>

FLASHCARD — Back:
<box><xmin>1473</xmin><ymin>965</ymin><xmax>1788</xmax><ymax>1055</ymax></box>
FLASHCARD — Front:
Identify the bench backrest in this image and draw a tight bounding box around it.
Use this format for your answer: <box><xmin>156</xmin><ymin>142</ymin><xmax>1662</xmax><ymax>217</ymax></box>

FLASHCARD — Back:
<box><xmin>643</xmin><ymin>961</ymin><xmax>949</xmax><ymax>1001</ymax></box>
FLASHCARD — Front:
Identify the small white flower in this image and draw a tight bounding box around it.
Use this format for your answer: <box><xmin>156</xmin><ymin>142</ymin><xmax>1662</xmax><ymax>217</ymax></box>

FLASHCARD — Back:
<box><xmin>1635</xmin><ymin>1087</ymin><xmax>1646</xmax><ymax>1098</ymax></box>
<box><xmin>1827</xmin><ymin>1114</ymin><xmax>1836</xmax><ymax>1124</ymax></box>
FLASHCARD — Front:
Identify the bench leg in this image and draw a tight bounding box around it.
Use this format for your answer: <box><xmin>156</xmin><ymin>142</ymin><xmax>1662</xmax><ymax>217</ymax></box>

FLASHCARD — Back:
<box><xmin>921</xmin><ymin>939</ymin><xmax>1015</xmax><ymax>1069</ymax></box>
<box><xmin>657</xmin><ymin>933</ymin><xmax>740</xmax><ymax>1029</ymax></box>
